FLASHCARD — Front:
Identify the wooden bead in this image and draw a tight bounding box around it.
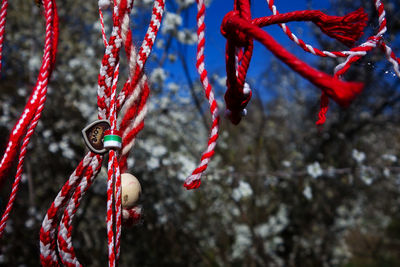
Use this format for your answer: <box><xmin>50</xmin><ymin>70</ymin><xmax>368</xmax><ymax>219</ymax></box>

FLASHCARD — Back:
<box><xmin>120</xmin><ymin>173</ymin><xmax>141</xmax><ymax>209</ymax></box>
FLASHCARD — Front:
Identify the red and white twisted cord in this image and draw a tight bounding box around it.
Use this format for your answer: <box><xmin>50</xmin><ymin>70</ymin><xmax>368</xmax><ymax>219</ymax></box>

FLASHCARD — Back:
<box><xmin>40</xmin><ymin>152</ymin><xmax>96</xmax><ymax>266</ymax></box>
<box><xmin>57</xmin><ymin>155</ymin><xmax>102</xmax><ymax>267</ymax></box>
<box><xmin>106</xmin><ymin>63</ymin><xmax>122</xmax><ymax>267</ymax></box>
<box><xmin>266</xmin><ymin>0</ymin><xmax>399</xmax><ymax>78</ymax></box>
<box><xmin>117</xmin><ymin>0</ymin><xmax>164</xmax><ymax>109</ymax></box>
<box><xmin>56</xmin><ymin>1</ymin><xmax>125</xmax><ymax>266</ymax></box>
<box><xmin>55</xmin><ymin>68</ymin><xmax>120</xmax><ymax>267</ymax></box>
<box><xmin>0</xmin><ymin>0</ymin><xmax>8</xmax><ymax>71</ymax></box>
<box><xmin>118</xmin><ymin>0</ymin><xmax>155</xmax><ymax>171</ymax></box>
<box><xmin>183</xmin><ymin>0</ymin><xmax>220</xmax><ymax>190</ymax></box>
<box><xmin>41</xmin><ymin>0</ymin><xmax>164</xmax><ymax>265</ymax></box>
<box><xmin>41</xmin><ymin>0</ymin><xmax>124</xmax><ymax>264</ymax></box>
<box><xmin>0</xmin><ymin>0</ymin><xmax>58</xmax><ymax>238</ymax></box>
<box><xmin>56</xmin><ymin>0</ymin><xmax>152</xmax><ymax>263</ymax></box>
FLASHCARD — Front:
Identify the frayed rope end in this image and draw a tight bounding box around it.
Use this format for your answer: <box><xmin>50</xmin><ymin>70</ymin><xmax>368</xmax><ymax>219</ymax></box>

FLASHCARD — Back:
<box><xmin>316</xmin><ymin>8</ymin><xmax>368</xmax><ymax>47</ymax></box>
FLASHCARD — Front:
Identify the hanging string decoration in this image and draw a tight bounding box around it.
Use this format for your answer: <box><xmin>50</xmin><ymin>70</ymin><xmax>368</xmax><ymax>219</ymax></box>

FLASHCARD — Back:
<box><xmin>0</xmin><ymin>0</ymin><xmax>59</xmax><ymax>238</ymax></box>
<box><xmin>183</xmin><ymin>0</ymin><xmax>220</xmax><ymax>190</ymax></box>
<box><xmin>40</xmin><ymin>0</ymin><xmax>164</xmax><ymax>266</ymax></box>
<box><xmin>0</xmin><ymin>0</ymin><xmax>399</xmax><ymax>264</ymax></box>
<box><xmin>220</xmin><ymin>0</ymin><xmax>400</xmax><ymax>126</ymax></box>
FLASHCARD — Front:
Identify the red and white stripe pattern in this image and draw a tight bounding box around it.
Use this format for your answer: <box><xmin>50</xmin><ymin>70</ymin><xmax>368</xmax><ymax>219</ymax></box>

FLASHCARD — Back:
<box><xmin>106</xmin><ymin>62</ymin><xmax>122</xmax><ymax>267</ymax></box>
<box><xmin>183</xmin><ymin>0</ymin><xmax>220</xmax><ymax>190</ymax></box>
<box><xmin>57</xmin><ymin>154</ymin><xmax>102</xmax><ymax>267</ymax></box>
<box><xmin>117</xmin><ymin>0</ymin><xmax>164</xmax><ymax>109</ymax></box>
<box><xmin>265</xmin><ymin>0</ymin><xmax>399</xmax><ymax>125</ymax></box>
<box><xmin>0</xmin><ymin>0</ymin><xmax>58</xmax><ymax>238</ymax></box>
<box><xmin>266</xmin><ymin>0</ymin><xmax>400</xmax><ymax>78</ymax></box>
<box><xmin>118</xmin><ymin>0</ymin><xmax>154</xmax><ymax>171</ymax></box>
<box><xmin>0</xmin><ymin>0</ymin><xmax>8</xmax><ymax>71</ymax></box>
<box><xmin>41</xmin><ymin>0</ymin><xmax>165</xmax><ymax>265</ymax></box>
<box><xmin>40</xmin><ymin>152</ymin><xmax>97</xmax><ymax>266</ymax></box>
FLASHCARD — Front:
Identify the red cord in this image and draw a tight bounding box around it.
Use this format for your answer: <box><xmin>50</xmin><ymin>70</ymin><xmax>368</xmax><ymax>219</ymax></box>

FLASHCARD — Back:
<box><xmin>221</xmin><ymin>0</ymin><xmax>367</xmax><ymax>125</ymax></box>
<box><xmin>0</xmin><ymin>0</ymin><xmax>58</xmax><ymax>238</ymax></box>
<box><xmin>40</xmin><ymin>0</ymin><xmax>164</xmax><ymax>265</ymax></box>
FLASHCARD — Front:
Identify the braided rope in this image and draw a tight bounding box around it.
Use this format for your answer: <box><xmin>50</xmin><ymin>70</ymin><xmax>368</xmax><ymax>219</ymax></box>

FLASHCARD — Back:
<box><xmin>117</xmin><ymin>0</ymin><xmax>164</xmax><ymax>110</ymax></box>
<box><xmin>117</xmin><ymin>0</ymin><xmax>164</xmax><ymax>171</ymax></box>
<box><xmin>54</xmin><ymin>1</ymin><xmax>125</xmax><ymax>265</ymax></box>
<box><xmin>57</xmin><ymin>155</ymin><xmax>102</xmax><ymax>267</ymax></box>
<box><xmin>183</xmin><ymin>0</ymin><xmax>220</xmax><ymax>190</ymax></box>
<box><xmin>106</xmin><ymin>63</ymin><xmax>122</xmax><ymax>267</ymax></box>
<box><xmin>41</xmin><ymin>0</ymin><xmax>164</xmax><ymax>265</ymax></box>
<box><xmin>0</xmin><ymin>0</ymin><xmax>58</xmax><ymax>184</ymax></box>
<box><xmin>0</xmin><ymin>0</ymin><xmax>58</xmax><ymax>238</ymax></box>
<box><xmin>40</xmin><ymin>153</ymin><xmax>95</xmax><ymax>266</ymax></box>
<box><xmin>0</xmin><ymin>0</ymin><xmax>8</xmax><ymax>71</ymax></box>
<box><xmin>55</xmin><ymin>5</ymin><xmax>150</xmax><ymax>265</ymax></box>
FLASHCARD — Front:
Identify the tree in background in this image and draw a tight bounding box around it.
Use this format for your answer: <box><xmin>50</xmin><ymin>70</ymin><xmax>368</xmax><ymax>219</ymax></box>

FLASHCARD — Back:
<box><xmin>1</xmin><ymin>0</ymin><xmax>400</xmax><ymax>266</ymax></box>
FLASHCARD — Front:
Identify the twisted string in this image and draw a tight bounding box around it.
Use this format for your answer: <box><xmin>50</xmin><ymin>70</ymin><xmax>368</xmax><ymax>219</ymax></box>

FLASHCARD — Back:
<box><xmin>0</xmin><ymin>0</ymin><xmax>58</xmax><ymax>238</ymax></box>
<box><xmin>0</xmin><ymin>0</ymin><xmax>8</xmax><ymax>72</ymax></box>
<box><xmin>41</xmin><ymin>0</ymin><xmax>165</xmax><ymax>265</ymax></box>
<box><xmin>183</xmin><ymin>0</ymin><xmax>220</xmax><ymax>189</ymax></box>
<box><xmin>221</xmin><ymin>0</ymin><xmax>400</xmax><ymax>126</ymax></box>
<box><xmin>265</xmin><ymin>0</ymin><xmax>400</xmax><ymax>124</ymax></box>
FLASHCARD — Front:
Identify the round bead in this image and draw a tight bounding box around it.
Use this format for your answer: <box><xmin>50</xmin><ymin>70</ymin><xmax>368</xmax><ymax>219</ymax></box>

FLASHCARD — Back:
<box><xmin>120</xmin><ymin>173</ymin><xmax>141</xmax><ymax>209</ymax></box>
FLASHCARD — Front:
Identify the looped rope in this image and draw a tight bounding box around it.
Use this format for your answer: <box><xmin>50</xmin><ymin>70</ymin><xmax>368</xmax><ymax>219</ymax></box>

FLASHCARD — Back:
<box><xmin>221</xmin><ymin>0</ymin><xmax>399</xmax><ymax>126</ymax></box>
<box><xmin>221</xmin><ymin>8</ymin><xmax>253</xmax><ymax>125</ymax></box>
<box><xmin>221</xmin><ymin>0</ymin><xmax>368</xmax><ymax>124</ymax></box>
<box><xmin>265</xmin><ymin>0</ymin><xmax>400</xmax><ymax>125</ymax></box>
<box><xmin>40</xmin><ymin>0</ymin><xmax>165</xmax><ymax>265</ymax></box>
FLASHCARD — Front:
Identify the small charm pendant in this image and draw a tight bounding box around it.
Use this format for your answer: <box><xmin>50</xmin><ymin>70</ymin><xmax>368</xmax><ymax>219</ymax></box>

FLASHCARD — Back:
<box><xmin>81</xmin><ymin>120</ymin><xmax>111</xmax><ymax>154</ymax></box>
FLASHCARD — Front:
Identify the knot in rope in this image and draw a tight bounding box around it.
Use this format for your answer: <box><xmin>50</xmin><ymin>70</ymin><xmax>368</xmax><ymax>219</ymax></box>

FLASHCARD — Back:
<box><xmin>221</xmin><ymin>10</ymin><xmax>250</xmax><ymax>47</ymax></box>
<box><xmin>221</xmin><ymin>4</ymin><xmax>254</xmax><ymax>125</ymax></box>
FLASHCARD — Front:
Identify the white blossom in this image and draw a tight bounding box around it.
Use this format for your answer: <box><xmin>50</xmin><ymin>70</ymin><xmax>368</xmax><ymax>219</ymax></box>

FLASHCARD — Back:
<box><xmin>48</xmin><ymin>143</ymin><xmax>58</xmax><ymax>153</ymax></box>
<box><xmin>360</xmin><ymin>166</ymin><xmax>373</xmax><ymax>185</ymax></box>
<box><xmin>17</xmin><ymin>87</ymin><xmax>27</xmax><ymax>97</ymax></box>
<box><xmin>232</xmin><ymin>180</ymin><xmax>253</xmax><ymax>201</ymax></box>
<box><xmin>24</xmin><ymin>218</ymin><xmax>35</xmax><ymax>229</ymax></box>
<box><xmin>213</xmin><ymin>74</ymin><xmax>227</xmax><ymax>87</ymax></box>
<box><xmin>177</xmin><ymin>29</ymin><xmax>197</xmax><ymax>45</ymax></box>
<box><xmin>382</xmin><ymin>154</ymin><xmax>397</xmax><ymax>162</ymax></box>
<box><xmin>152</xmin><ymin>144</ymin><xmax>167</xmax><ymax>157</ymax></box>
<box><xmin>307</xmin><ymin>162</ymin><xmax>323</xmax><ymax>178</ymax></box>
<box><xmin>352</xmin><ymin>149</ymin><xmax>365</xmax><ymax>163</ymax></box>
<box><xmin>161</xmin><ymin>12</ymin><xmax>182</xmax><ymax>34</ymax></box>
<box><xmin>28</xmin><ymin>55</ymin><xmax>41</xmax><ymax>71</ymax></box>
<box><xmin>147</xmin><ymin>156</ymin><xmax>160</xmax><ymax>170</ymax></box>
<box><xmin>150</xmin><ymin>68</ymin><xmax>167</xmax><ymax>85</ymax></box>
<box><xmin>232</xmin><ymin>224</ymin><xmax>252</xmax><ymax>259</ymax></box>
<box><xmin>175</xmin><ymin>0</ymin><xmax>195</xmax><ymax>8</ymax></box>
<box><xmin>156</xmin><ymin>39</ymin><xmax>164</xmax><ymax>49</ymax></box>
<box><xmin>176</xmin><ymin>154</ymin><xmax>196</xmax><ymax>181</ymax></box>
<box><xmin>383</xmin><ymin>168</ymin><xmax>391</xmax><ymax>177</ymax></box>
<box><xmin>282</xmin><ymin>160</ymin><xmax>291</xmax><ymax>168</ymax></box>
<box><xmin>303</xmin><ymin>185</ymin><xmax>313</xmax><ymax>200</ymax></box>
<box><xmin>167</xmin><ymin>82</ymin><xmax>179</xmax><ymax>93</ymax></box>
